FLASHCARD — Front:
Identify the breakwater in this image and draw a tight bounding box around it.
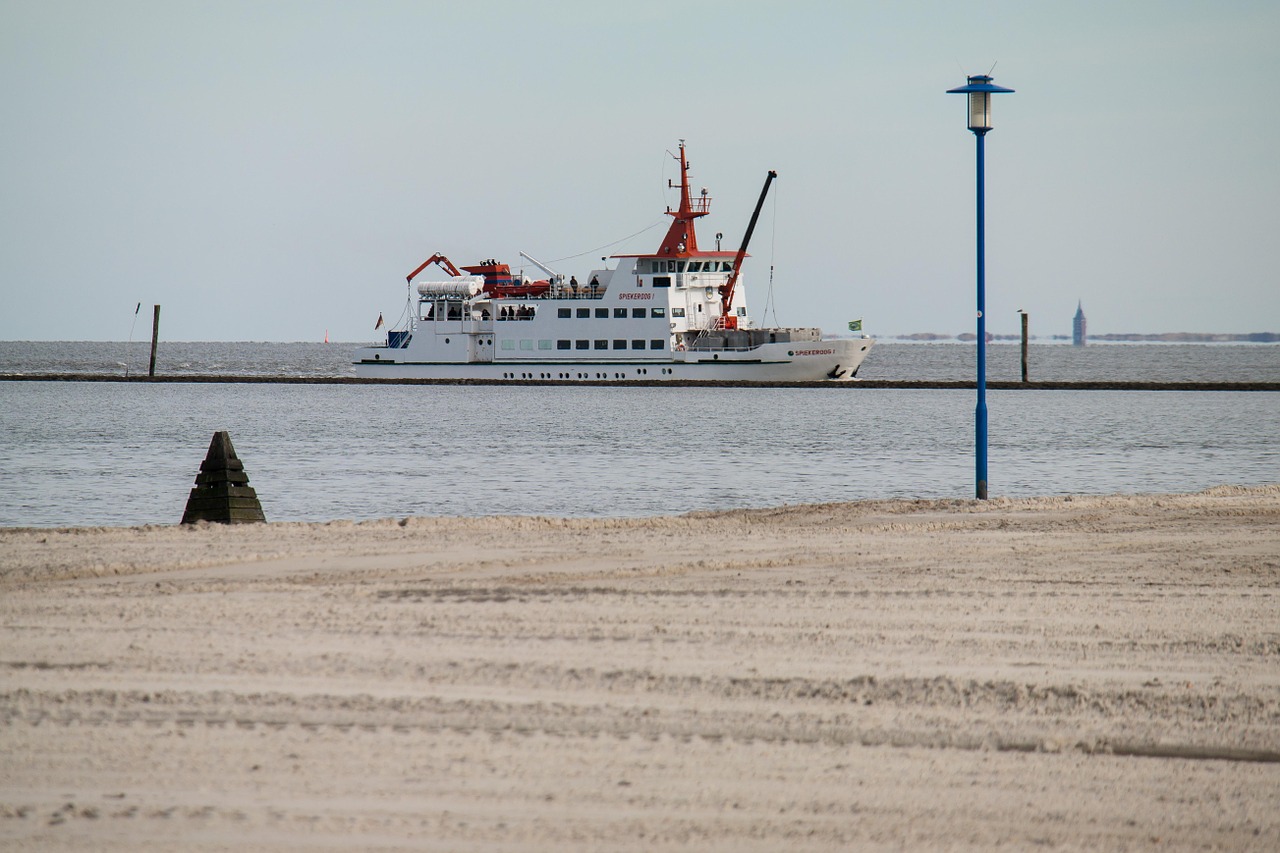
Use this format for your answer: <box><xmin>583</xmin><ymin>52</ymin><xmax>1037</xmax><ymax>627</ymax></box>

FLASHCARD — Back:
<box><xmin>2</xmin><ymin>373</ymin><xmax>1278</xmax><ymax>392</ymax></box>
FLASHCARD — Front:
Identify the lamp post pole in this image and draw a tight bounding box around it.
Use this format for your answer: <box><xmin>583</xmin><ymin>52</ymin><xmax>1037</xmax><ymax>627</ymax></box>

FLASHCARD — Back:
<box><xmin>975</xmin><ymin>129</ymin><xmax>988</xmax><ymax>498</ymax></box>
<box><xmin>948</xmin><ymin>74</ymin><xmax>1013</xmax><ymax>500</ymax></box>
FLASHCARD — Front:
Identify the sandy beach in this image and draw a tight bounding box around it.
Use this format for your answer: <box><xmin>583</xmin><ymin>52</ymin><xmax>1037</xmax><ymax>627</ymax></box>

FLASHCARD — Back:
<box><xmin>2</xmin><ymin>486</ymin><xmax>1278</xmax><ymax>850</ymax></box>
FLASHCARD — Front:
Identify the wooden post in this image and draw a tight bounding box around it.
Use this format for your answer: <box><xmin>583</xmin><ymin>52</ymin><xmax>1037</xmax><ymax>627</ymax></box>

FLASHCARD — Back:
<box><xmin>148</xmin><ymin>304</ymin><xmax>160</xmax><ymax>377</ymax></box>
<box><xmin>1020</xmin><ymin>311</ymin><xmax>1029</xmax><ymax>383</ymax></box>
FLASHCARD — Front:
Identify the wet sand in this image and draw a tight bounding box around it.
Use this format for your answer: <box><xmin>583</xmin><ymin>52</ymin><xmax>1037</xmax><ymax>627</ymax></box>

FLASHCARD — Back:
<box><xmin>2</xmin><ymin>486</ymin><xmax>1278</xmax><ymax>850</ymax></box>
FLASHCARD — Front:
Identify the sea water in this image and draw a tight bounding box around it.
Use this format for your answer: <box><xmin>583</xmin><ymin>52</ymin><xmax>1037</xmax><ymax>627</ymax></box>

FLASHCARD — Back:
<box><xmin>2</xmin><ymin>342</ymin><xmax>1277</xmax><ymax>527</ymax></box>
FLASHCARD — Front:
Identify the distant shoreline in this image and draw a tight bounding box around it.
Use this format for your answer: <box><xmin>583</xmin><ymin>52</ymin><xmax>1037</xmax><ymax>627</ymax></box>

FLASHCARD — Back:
<box><xmin>886</xmin><ymin>332</ymin><xmax>1280</xmax><ymax>343</ymax></box>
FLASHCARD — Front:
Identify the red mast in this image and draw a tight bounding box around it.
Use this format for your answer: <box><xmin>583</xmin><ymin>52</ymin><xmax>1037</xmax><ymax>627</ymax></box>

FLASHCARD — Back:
<box><xmin>656</xmin><ymin>141</ymin><xmax>710</xmax><ymax>257</ymax></box>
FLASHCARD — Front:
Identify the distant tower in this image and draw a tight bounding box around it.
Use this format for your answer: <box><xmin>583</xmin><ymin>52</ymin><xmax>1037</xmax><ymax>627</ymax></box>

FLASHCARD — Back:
<box><xmin>1072</xmin><ymin>301</ymin><xmax>1087</xmax><ymax>346</ymax></box>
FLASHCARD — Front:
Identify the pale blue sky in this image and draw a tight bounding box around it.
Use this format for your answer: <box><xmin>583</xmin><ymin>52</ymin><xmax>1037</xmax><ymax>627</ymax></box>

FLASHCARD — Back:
<box><xmin>2</xmin><ymin>0</ymin><xmax>1277</xmax><ymax>341</ymax></box>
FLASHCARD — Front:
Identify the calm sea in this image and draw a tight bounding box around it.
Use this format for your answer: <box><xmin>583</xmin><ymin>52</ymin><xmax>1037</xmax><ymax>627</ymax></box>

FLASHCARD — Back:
<box><xmin>1</xmin><ymin>341</ymin><xmax>1277</xmax><ymax>527</ymax></box>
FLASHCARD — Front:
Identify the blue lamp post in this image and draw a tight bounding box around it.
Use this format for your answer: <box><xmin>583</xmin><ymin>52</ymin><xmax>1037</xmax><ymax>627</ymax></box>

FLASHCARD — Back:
<box><xmin>948</xmin><ymin>74</ymin><xmax>1014</xmax><ymax>500</ymax></box>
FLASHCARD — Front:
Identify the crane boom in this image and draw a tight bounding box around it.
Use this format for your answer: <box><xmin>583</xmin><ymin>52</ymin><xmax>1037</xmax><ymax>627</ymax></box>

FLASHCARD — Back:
<box><xmin>719</xmin><ymin>170</ymin><xmax>777</xmax><ymax>319</ymax></box>
<box><xmin>518</xmin><ymin>251</ymin><xmax>564</xmax><ymax>284</ymax></box>
<box><xmin>406</xmin><ymin>252</ymin><xmax>462</xmax><ymax>284</ymax></box>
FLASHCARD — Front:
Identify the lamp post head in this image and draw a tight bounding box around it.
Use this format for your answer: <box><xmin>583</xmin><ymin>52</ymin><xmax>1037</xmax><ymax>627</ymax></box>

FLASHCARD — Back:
<box><xmin>947</xmin><ymin>74</ymin><xmax>1014</xmax><ymax>134</ymax></box>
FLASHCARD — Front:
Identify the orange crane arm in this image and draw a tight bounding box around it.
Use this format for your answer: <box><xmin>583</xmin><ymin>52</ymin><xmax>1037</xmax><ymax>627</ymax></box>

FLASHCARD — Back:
<box><xmin>406</xmin><ymin>253</ymin><xmax>462</xmax><ymax>284</ymax></box>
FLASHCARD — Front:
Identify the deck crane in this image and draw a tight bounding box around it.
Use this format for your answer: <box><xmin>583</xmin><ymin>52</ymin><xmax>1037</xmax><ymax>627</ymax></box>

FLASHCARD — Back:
<box><xmin>405</xmin><ymin>252</ymin><xmax>463</xmax><ymax>284</ymax></box>
<box><xmin>719</xmin><ymin>169</ymin><xmax>777</xmax><ymax>327</ymax></box>
<box><xmin>518</xmin><ymin>251</ymin><xmax>566</xmax><ymax>287</ymax></box>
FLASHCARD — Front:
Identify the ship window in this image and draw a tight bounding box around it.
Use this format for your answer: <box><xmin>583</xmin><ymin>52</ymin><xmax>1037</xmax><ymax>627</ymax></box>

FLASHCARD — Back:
<box><xmin>688</xmin><ymin>262</ymin><xmax>702</xmax><ymax>272</ymax></box>
<box><xmin>653</xmin><ymin>276</ymin><xmax>671</xmax><ymax>288</ymax></box>
<box><xmin>612</xmin><ymin>339</ymin><xmax>626</xmax><ymax>350</ymax></box>
<box><xmin>631</xmin><ymin>339</ymin><xmax>646</xmax><ymax>349</ymax></box>
<box><xmin>650</xmin><ymin>339</ymin><xmax>666</xmax><ymax>350</ymax></box>
<box><xmin>676</xmin><ymin>261</ymin><xmax>686</xmax><ymax>272</ymax></box>
<box><xmin>613</xmin><ymin>307</ymin><xmax>627</xmax><ymax>318</ymax></box>
<box><xmin>652</xmin><ymin>307</ymin><xmax>666</xmax><ymax>318</ymax></box>
<box><xmin>736</xmin><ymin>307</ymin><xmax>747</xmax><ymax>317</ymax></box>
<box><xmin>558</xmin><ymin>308</ymin><xmax>571</xmax><ymax>318</ymax></box>
<box><xmin>594</xmin><ymin>339</ymin><xmax>608</xmax><ymax>350</ymax></box>
<box><xmin>631</xmin><ymin>308</ymin><xmax>646</xmax><ymax>318</ymax></box>
<box><xmin>501</xmin><ymin>340</ymin><xmax>515</xmax><ymax>350</ymax></box>
<box><xmin>557</xmin><ymin>339</ymin><xmax>571</xmax><ymax>350</ymax></box>
<box><xmin>575</xmin><ymin>340</ymin><xmax>589</xmax><ymax>350</ymax></box>
<box><xmin>672</xmin><ymin>307</ymin><xmax>685</xmax><ymax>318</ymax></box>
<box><xmin>576</xmin><ymin>308</ymin><xmax>590</xmax><ymax>318</ymax></box>
<box><xmin>595</xmin><ymin>308</ymin><xmax>608</xmax><ymax>318</ymax></box>
<box><xmin>539</xmin><ymin>340</ymin><xmax>553</xmax><ymax>350</ymax></box>
<box><xmin>724</xmin><ymin>261</ymin><xmax>734</xmax><ymax>271</ymax></box>
<box><xmin>519</xmin><ymin>339</ymin><xmax>534</xmax><ymax>350</ymax></box>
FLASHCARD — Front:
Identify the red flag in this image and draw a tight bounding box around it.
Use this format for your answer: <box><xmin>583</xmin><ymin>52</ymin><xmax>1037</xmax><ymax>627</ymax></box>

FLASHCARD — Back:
<box><xmin>374</xmin><ymin>313</ymin><xmax>384</xmax><ymax>330</ymax></box>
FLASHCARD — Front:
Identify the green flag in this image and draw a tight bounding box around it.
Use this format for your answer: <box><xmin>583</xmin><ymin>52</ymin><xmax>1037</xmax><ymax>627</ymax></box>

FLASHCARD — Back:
<box><xmin>848</xmin><ymin>319</ymin><xmax>862</xmax><ymax>332</ymax></box>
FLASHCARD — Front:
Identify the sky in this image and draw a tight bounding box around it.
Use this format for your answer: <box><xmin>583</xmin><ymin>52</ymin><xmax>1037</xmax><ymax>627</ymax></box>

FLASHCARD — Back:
<box><xmin>2</xmin><ymin>0</ymin><xmax>1278</xmax><ymax>342</ymax></box>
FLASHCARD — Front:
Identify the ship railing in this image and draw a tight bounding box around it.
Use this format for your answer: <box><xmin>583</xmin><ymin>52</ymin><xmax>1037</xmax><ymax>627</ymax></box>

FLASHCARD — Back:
<box><xmin>544</xmin><ymin>289</ymin><xmax>605</xmax><ymax>300</ymax></box>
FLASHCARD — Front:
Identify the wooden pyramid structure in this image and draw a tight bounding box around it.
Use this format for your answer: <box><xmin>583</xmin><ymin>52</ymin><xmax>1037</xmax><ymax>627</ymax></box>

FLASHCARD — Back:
<box><xmin>180</xmin><ymin>431</ymin><xmax>266</xmax><ymax>524</ymax></box>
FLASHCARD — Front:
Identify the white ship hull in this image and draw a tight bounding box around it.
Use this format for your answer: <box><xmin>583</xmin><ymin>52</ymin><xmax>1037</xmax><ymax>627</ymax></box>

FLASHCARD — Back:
<box><xmin>354</xmin><ymin>337</ymin><xmax>872</xmax><ymax>382</ymax></box>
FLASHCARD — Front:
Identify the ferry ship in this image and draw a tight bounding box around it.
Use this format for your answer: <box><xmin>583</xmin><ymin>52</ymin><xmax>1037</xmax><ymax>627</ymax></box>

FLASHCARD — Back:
<box><xmin>354</xmin><ymin>143</ymin><xmax>872</xmax><ymax>381</ymax></box>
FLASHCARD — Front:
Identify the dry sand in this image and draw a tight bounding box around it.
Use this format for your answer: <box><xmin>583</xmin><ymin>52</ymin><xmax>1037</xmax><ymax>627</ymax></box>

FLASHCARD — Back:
<box><xmin>2</xmin><ymin>486</ymin><xmax>1278</xmax><ymax>850</ymax></box>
